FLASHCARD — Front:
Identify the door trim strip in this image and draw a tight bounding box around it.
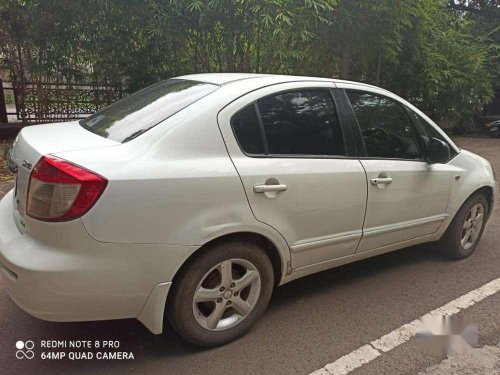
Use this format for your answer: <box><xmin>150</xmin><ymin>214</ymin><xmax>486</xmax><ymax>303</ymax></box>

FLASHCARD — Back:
<box><xmin>362</xmin><ymin>214</ymin><xmax>447</xmax><ymax>238</ymax></box>
<box><xmin>291</xmin><ymin>231</ymin><xmax>362</xmax><ymax>253</ymax></box>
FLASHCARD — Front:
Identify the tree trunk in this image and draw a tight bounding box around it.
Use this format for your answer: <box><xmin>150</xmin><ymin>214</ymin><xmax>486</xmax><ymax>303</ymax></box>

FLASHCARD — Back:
<box><xmin>255</xmin><ymin>23</ymin><xmax>261</xmax><ymax>73</ymax></box>
<box><xmin>340</xmin><ymin>49</ymin><xmax>351</xmax><ymax>79</ymax></box>
<box><xmin>375</xmin><ymin>53</ymin><xmax>382</xmax><ymax>85</ymax></box>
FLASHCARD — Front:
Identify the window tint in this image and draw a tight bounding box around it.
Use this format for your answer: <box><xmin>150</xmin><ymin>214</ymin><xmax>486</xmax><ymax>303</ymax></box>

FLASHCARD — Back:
<box><xmin>231</xmin><ymin>105</ymin><xmax>265</xmax><ymax>154</ymax></box>
<box><xmin>257</xmin><ymin>90</ymin><xmax>345</xmax><ymax>156</ymax></box>
<box><xmin>408</xmin><ymin>110</ymin><xmax>457</xmax><ymax>158</ymax></box>
<box><xmin>80</xmin><ymin>79</ymin><xmax>218</xmax><ymax>142</ymax></box>
<box><xmin>346</xmin><ymin>91</ymin><xmax>422</xmax><ymax>160</ymax></box>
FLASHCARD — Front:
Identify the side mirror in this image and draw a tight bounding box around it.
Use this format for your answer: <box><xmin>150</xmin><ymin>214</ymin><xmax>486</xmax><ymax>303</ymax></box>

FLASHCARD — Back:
<box><xmin>426</xmin><ymin>137</ymin><xmax>450</xmax><ymax>164</ymax></box>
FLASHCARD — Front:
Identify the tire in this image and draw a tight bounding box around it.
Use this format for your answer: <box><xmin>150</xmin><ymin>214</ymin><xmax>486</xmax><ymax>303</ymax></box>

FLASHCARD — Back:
<box><xmin>167</xmin><ymin>240</ymin><xmax>274</xmax><ymax>347</ymax></box>
<box><xmin>438</xmin><ymin>194</ymin><xmax>488</xmax><ymax>260</ymax></box>
<box><xmin>490</xmin><ymin>130</ymin><xmax>500</xmax><ymax>138</ymax></box>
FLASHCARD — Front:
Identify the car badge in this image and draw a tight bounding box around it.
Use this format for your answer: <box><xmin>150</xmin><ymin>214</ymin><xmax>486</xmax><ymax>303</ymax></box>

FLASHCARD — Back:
<box><xmin>21</xmin><ymin>160</ymin><xmax>33</xmax><ymax>170</ymax></box>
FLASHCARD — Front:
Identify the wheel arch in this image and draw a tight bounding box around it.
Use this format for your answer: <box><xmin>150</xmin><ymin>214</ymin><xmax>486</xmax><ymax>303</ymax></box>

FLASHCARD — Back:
<box><xmin>162</xmin><ymin>231</ymin><xmax>289</xmax><ymax>333</ymax></box>
<box><xmin>140</xmin><ymin>225</ymin><xmax>291</xmax><ymax>335</ymax></box>
<box><xmin>458</xmin><ymin>185</ymin><xmax>494</xmax><ymax>220</ymax></box>
<box><xmin>474</xmin><ymin>186</ymin><xmax>495</xmax><ymax>219</ymax></box>
<box><xmin>437</xmin><ymin>184</ymin><xmax>495</xmax><ymax>241</ymax></box>
<box><xmin>170</xmin><ymin>232</ymin><xmax>288</xmax><ymax>293</ymax></box>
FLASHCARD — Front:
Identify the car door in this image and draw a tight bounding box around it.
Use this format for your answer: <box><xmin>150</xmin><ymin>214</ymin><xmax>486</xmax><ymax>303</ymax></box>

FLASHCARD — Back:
<box><xmin>218</xmin><ymin>82</ymin><xmax>367</xmax><ymax>268</ymax></box>
<box><xmin>341</xmin><ymin>87</ymin><xmax>455</xmax><ymax>252</ymax></box>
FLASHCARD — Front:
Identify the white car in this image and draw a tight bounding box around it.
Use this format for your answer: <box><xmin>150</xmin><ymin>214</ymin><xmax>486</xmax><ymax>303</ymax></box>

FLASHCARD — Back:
<box><xmin>0</xmin><ymin>74</ymin><xmax>496</xmax><ymax>346</ymax></box>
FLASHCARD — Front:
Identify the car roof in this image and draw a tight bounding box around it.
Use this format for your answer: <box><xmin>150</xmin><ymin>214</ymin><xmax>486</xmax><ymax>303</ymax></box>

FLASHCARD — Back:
<box><xmin>177</xmin><ymin>73</ymin><xmax>337</xmax><ymax>85</ymax></box>
<box><xmin>177</xmin><ymin>73</ymin><xmax>388</xmax><ymax>93</ymax></box>
<box><xmin>177</xmin><ymin>73</ymin><xmax>273</xmax><ymax>85</ymax></box>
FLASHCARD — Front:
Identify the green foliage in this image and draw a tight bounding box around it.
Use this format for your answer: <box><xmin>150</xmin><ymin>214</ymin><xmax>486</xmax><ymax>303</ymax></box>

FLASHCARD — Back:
<box><xmin>384</xmin><ymin>0</ymin><xmax>496</xmax><ymax>121</ymax></box>
<box><xmin>0</xmin><ymin>0</ymin><xmax>498</xmax><ymax>122</ymax></box>
<box><xmin>4</xmin><ymin>92</ymin><xmax>14</xmax><ymax>105</ymax></box>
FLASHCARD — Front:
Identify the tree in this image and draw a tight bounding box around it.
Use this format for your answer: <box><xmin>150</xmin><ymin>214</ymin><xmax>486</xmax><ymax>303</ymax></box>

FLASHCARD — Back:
<box><xmin>385</xmin><ymin>0</ymin><xmax>496</xmax><ymax>121</ymax></box>
<box><xmin>309</xmin><ymin>0</ymin><xmax>417</xmax><ymax>80</ymax></box>
<box><xmin>0</xmin><ymin>0</ymin><xmax>498</xmax><ymax>124</ymax></box>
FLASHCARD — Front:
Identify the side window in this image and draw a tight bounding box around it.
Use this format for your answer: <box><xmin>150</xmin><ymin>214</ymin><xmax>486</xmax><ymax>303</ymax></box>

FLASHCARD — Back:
<box><xmin>231</xmin><ymin>105</ymin><xmax>265</xmax><ymax>154</ymax></box>
<box><xmin>346</xmin><ymin>90</ymin><xmax>422</xmax><ymax>160</ymax></box>
<box><xmin>257</xmin><ymin>90</ymin><xmax>345</xmax><ymax>156</ymax></box>
<box><xmin>408</xmin><ymin>110</ymin><xmax>458</xmax><ymax>158</ymax></box>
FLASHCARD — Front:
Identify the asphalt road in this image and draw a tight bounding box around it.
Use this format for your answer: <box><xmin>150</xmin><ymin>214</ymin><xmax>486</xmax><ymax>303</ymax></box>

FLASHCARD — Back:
<box><xmin>0</xmin><ymin>136</ymin><xmax>499</xmax><ymax>375</ymax></box>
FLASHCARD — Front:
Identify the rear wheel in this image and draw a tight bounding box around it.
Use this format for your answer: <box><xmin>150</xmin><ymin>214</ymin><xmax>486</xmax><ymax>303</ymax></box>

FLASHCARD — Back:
<box><xmin>438</xmin><ymin>194</ymin><xmax>488</xmax><ymax>260</ymax></box>
<box><xmin>167</xmin><ymin>240</ymin><xmax>274</xmax><ymax>346</ymax></box>
<box><xmin>490</xmin><ymin>129</ymin><xmax>500</xmax><ymax>138</ymax></box>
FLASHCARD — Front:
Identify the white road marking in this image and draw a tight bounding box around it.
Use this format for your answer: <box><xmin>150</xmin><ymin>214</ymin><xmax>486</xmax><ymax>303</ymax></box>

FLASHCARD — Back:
<box><xmin>310</xmin><ymin>277</ymin><xmax>500</xmax><ymax>375</ymax></box>
<box><xmin>311</xmin><ymin>345</ymin><xmax>380</xmax><ymax>375</ymax></box>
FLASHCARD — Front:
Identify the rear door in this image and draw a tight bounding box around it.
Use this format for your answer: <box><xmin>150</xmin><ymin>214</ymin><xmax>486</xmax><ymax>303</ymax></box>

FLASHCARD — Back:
<box><xmin>218</xmin><ymin>82</ymin><xmax>367</xmax><ymax>268</ymax></box>
<box><xmin>339</xmin><ymin>86</ymin><xmax>455</xmax><ymax>252</ymax></box>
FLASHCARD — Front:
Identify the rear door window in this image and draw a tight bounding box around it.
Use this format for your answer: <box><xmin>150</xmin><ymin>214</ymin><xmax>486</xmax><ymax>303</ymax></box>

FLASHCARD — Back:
<box><xmin>231</xmin><ymin>89</ymin><xmax>345</xmax><ymax>157</ymax></box>
<box><xmin>258</xmin><ymin>90</ymin><xmax>345</xmax><ymax>156</ymax></box>
<box><xmin>80</xmin><ymin>79</ymin><xmax>218</xmax><ymax>142</ymax></box>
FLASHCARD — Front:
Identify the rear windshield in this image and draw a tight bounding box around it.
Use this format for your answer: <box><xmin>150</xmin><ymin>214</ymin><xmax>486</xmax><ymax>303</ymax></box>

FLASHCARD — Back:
<box><xmin>79</xmin><ymin>79</ymin><xmax>218</xmax><ymax>142</ymax></box>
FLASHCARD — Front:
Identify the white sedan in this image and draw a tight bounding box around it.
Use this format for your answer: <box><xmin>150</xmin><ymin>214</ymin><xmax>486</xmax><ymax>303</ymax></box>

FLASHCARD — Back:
<box><xmin>0</xmin><ymin>74</ymin><xmax>496</xmax><ymax>346</ymax></box>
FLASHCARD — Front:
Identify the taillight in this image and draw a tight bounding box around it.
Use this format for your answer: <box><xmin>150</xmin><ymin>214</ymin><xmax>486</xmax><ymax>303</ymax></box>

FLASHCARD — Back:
<box><xmin>27</xmin><ymin>156</ymin><xmax>107</xmax><ymax>222</ymax></box>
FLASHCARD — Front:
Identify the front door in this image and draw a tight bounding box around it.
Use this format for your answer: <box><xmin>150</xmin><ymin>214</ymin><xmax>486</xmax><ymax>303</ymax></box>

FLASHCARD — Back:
<box><xmin>344</xmin><ymin>89</ymin><xmax>455</xmax><ymax>252</ymax></box>
<box><xmin>218</xmin><ymin>83</ymin><xmax>367</xmax><ymax>268</ymax></box>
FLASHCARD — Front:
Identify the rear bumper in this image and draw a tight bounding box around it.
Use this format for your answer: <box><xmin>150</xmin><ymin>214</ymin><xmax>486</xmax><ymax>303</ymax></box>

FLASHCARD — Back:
<box><xmin>0</xmin><ymin>190</ymin><xmax>198</xmax><ymax>333</ymax></box>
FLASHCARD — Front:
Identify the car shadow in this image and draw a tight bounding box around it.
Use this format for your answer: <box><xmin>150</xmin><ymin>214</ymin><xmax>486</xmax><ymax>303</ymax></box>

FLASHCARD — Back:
<box><xmin>271</xmin><ymin>242</ymin><xmax>449</xmax><ymax>307</ymax></box>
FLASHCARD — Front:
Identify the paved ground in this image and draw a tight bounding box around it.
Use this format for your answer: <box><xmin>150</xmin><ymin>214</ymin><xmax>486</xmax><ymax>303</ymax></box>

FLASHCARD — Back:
<box><xmin>418</xmin><ymin>342</ymin><xmax>500</xmax><ymax>375</ymax></box>
<box><xmin>0</xmin><ymin>138</ymin><xmax>14</xmax><ymax>182</ymax></box>
<box><xmin>0</xmin><ymin>136</ymin><xmax>498</xmax><ymax>374</ymax></box>
<box><xmin>0</xmin><ymin>180</ymin><xmax>13</xmax><ymax>197</ymax></box>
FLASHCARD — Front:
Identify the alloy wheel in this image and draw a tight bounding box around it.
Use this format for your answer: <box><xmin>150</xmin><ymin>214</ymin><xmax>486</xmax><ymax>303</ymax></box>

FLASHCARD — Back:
<box><xmin>461</xmin><ymin>203</ymin><xmax>484</xmax><ymax>250</ymax></box>
<box><xmin>192</xmin><ymin>259</ymin><xmax>261</xmax><ymax>331</ymax></box>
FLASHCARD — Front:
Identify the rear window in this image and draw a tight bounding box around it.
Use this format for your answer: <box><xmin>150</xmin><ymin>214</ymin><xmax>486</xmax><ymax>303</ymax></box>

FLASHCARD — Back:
<box><xmin>80</xmin><ymin>79</ymin><xmax>218</xmax><ymax>142</ymax></box>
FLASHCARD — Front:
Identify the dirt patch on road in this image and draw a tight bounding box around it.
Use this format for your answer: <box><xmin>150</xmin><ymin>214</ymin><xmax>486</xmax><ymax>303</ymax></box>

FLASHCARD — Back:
<box><xmin>451</xmin><ymin>136</ymin><xmax>499</xmax><ymax>166</ymax></box>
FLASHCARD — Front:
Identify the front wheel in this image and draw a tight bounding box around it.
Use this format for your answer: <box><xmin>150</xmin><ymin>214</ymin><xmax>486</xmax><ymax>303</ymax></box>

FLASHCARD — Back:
<box><xmin>167</xmin><ymin>240</ymin><xmax>274</xmax><ymax>346</ymax></box>
<box><xmin>438</xmin><ymin>194</ymin><xmax>488</xmax><ymax>260</ymax></box>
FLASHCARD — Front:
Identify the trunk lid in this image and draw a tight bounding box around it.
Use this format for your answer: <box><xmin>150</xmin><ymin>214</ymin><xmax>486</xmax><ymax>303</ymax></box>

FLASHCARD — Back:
<box><xmin>8</xmin><ymin>121</ymin><xmax>118</xmax><ymax>231</ymax></box>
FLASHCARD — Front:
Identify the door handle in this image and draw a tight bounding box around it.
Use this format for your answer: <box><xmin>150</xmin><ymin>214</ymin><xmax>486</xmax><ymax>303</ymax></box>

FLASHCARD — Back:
<box><xmin>370</xmin><ymin>177</ymin><xmax>393</xmax><ymax>185</ymax></box>
<box><xmin>253</xmin><ymin>184</ymin><xmax>287</xmax><ymax>193</ymax></box>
